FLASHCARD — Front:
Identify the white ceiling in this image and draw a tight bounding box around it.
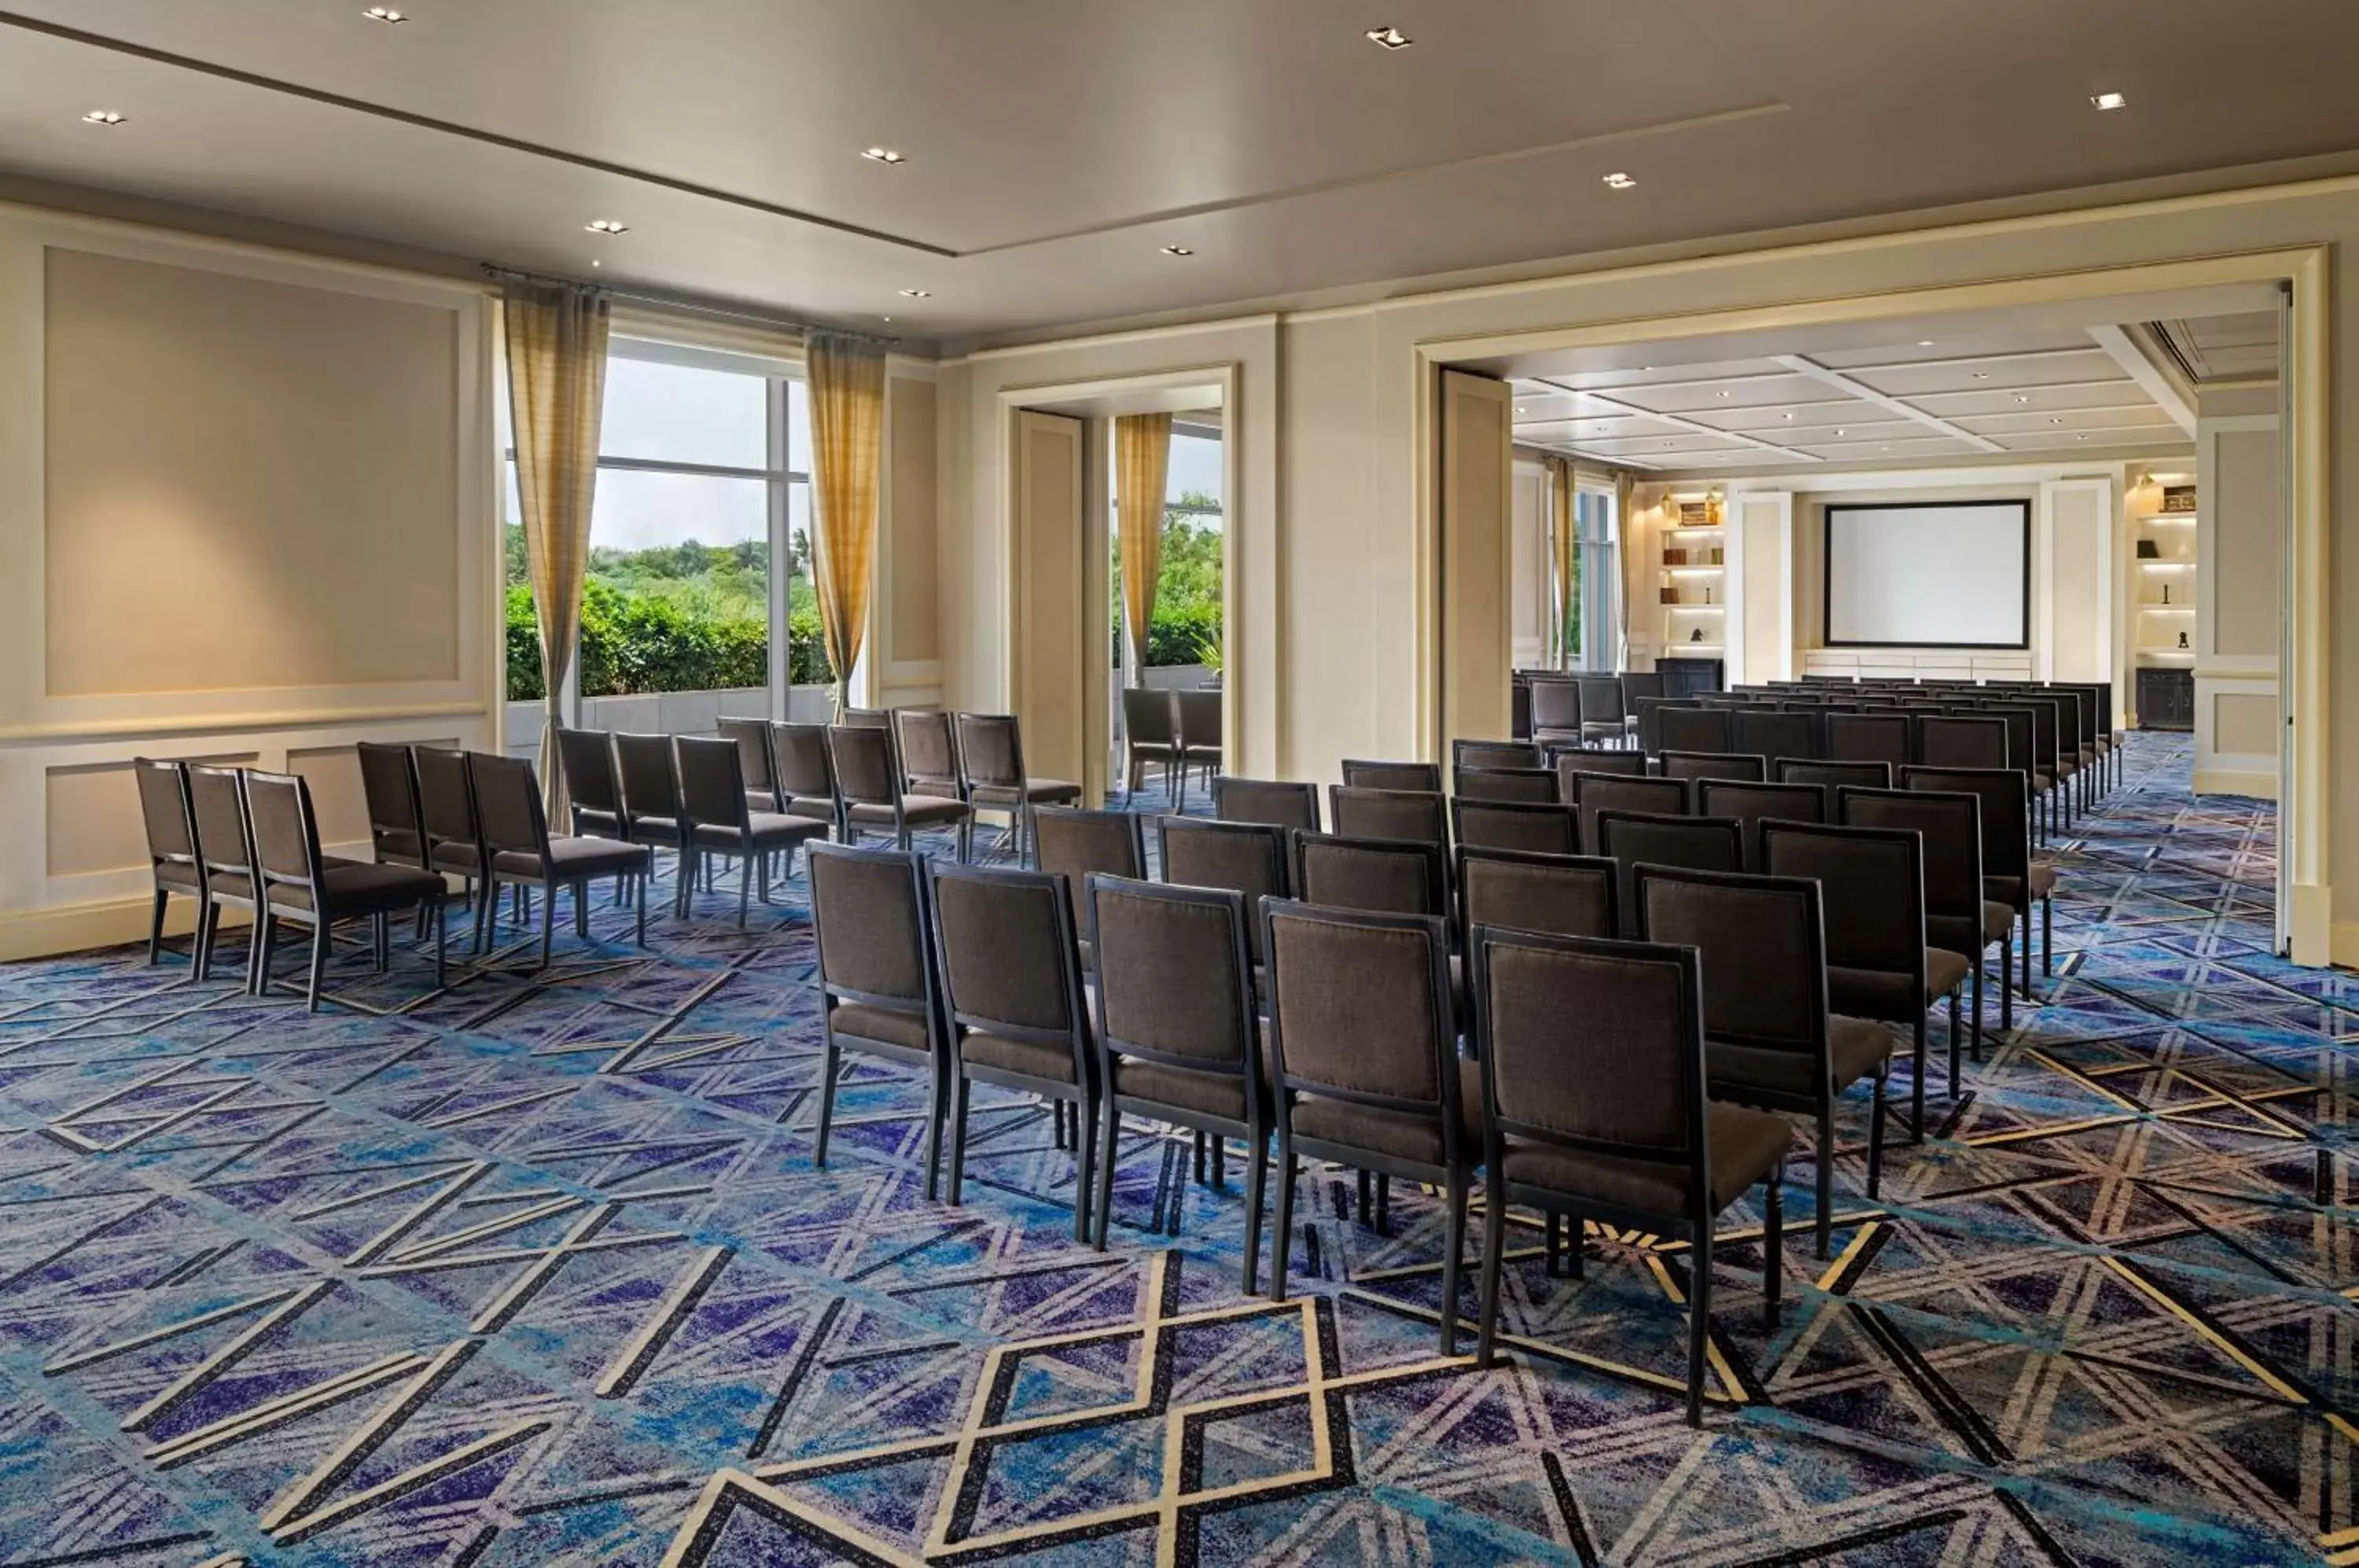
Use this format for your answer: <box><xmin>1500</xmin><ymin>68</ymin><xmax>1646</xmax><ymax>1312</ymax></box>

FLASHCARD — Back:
<box><xmin>2</xmin><ymin>2</ymin><xmax>2357</xmax><ymax>345</ymax></box>
<box><xmin>1497</xmin><ymin>292</ymin><xmax>2278</xmax><ymax>473</ymax></box>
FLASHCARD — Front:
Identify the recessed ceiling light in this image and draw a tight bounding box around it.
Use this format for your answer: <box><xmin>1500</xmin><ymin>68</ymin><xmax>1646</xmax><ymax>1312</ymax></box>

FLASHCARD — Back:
<box><xmin>590</xmin><ymin>259</ymin><xmax>602</xmax><ymax>268</ymax></box>
<box><xmin>2092</xmin><ymin>90</ymin><xmax>2127</xmax><ymax>111</ymax></box>
<box><xmin>585</xmin><ymin>219</ymin><xmax>629</xmax><ymax>235</ymax></box>
<box><xmin>1781</xmin><ymin>413</ymin><xmax>1794</xmax><ymax>420</ymax></box>
<box><xmin>1916</xmin><ymin>340</ymin><xmax>1936</xmax><ymax>348</ymax></box>
<box><xmin>863</xmin><ymin>147</ymin><xmax>907</xmax><ymax>165</ymax></box>
<box><xmin>1716</xmin><ymin>390</ymin><xmax>1731</xmax><ymax>398</ymax></box>
<box><xmin>1515</xmin><ymin>406</ymin><xmax>1527</xmax><ymax>414</ymax></box>
<box><xmin>1971</xmin><ymin>372</ymin><xmax>1992</xmax><ymax>380</ymax></box>
<box><xmin>2077</xmin><ymin>433</ymin><xmax>2090</xmax><ymax>441</ymax></box>
<box><xmin>362</xmin><ymin>5</ymin><xmax>407</xmax><ymax>20</ymax></box>
<box><xmin>2049</xmin><ymin>416</ymin><xmax>2064</xmax><ymax>424</ymax></box>
<box><xmin>899</xmin><ymin>288</ymin><xmax>931</xmax><ymax>298</ymax></box>
<box><xmin>2014</xmin><ymin>393</ymin><xmax>2031</xmax><ymax>403</ymax></box>
<box><xmin>81</xmin><ymin>109</ymin><xmax>126</xmax><ymax>126</ymax></box>
<box><xmin>1364</xmin><ymin>25</ymin><xmax>1412</xmax><ymax>50</ymax></box>
<box><xmin>1161</xmin><ymin>245</ymin><xmax>1194</xmax><ymax>256</ymax></box>
<box><xmin>1834</xmin><ymin>429</ymin><xmax>1847</xmax><ymax>436</ymax></box>
<box><xmin>1602</xmin><ymin>171</ymin><xmax>1637</xmax><ymax>190</ymax></box>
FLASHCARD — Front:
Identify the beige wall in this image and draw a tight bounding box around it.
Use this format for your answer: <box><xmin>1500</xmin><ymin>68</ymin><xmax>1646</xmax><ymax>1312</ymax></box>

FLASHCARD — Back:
<box><xmin>0</xmin><ymin>204</ymin><xmax>494</xmax><ymax>959</ymax></box>
<box><xmin>933</xmin><ymin>173</ymin><xmax>2356</xmax><ymax>961</ymax></box>
<box><xmin>2211</xmin><ymin>425</ymin><xmax>2283</xmax><ymax>659</ymax></box>
<box><xmin>878</xmin><ymin>367</ymin><xmax>942</xmax><ymax>706</ymax></box>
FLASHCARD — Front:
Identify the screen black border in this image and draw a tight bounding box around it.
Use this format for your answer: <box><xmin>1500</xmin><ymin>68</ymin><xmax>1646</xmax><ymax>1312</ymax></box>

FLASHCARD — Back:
<box><xmin>1820</xmin><ymin>498</ymin><xmax>2034</xmax><ymax>650</ymax></box>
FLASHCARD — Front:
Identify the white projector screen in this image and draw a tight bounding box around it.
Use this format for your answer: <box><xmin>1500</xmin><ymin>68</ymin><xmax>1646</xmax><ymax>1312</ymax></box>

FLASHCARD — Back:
<box><xmin>1824</xmin><ymin>501</ymin><xmax>2030</xmax><ymax>648</ymax></box>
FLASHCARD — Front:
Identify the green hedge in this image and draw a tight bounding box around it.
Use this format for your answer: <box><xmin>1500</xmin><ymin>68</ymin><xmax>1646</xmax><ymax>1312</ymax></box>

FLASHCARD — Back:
<box><xmin>505</xmin><ymin>582</ymin><xmax>831</xmax><ymax>701</ymax></box>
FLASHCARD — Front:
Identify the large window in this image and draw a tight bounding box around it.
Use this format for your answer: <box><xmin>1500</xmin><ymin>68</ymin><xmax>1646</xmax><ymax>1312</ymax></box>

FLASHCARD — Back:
<box><xmin>1111</xmin><ymin>424</ymin><xmax>1225</xmax><ymax>676</ymax></box>
<box><xmin>1568</xmin><ymin>485</ymin><xmax>1617</xmax><ymax>671</ymax></box>
<box><xmin>502</xmin><ymin>340</ymin><xmax>829</xmax><ymax>717</ymax></box>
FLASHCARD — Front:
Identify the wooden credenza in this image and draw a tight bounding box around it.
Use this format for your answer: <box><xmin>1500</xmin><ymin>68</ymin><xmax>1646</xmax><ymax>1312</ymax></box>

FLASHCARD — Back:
<box><xmin>2136</xmin><ymin>666</ymin><xmax>2194</xmax><ymax>731</ymax></box>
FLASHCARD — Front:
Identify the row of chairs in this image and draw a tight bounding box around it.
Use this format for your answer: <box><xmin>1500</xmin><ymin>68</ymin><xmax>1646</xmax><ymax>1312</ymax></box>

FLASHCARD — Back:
<box><xmin>808</xmin><ymin>834</ymin><xmax>1922</xmax><ymax>1424</ymax></box>
<box><xmin>1119</xmin><ymin>686</ymin><xmax>1225</xmax><ymax>808</ymax></box>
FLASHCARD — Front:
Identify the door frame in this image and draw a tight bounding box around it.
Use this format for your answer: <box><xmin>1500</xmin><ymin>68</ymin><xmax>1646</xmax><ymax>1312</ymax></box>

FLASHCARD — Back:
<box><xmin>1411</xmin><ymin>245</ymin><xmax>2331</xmax><ymax>963</ymax></box>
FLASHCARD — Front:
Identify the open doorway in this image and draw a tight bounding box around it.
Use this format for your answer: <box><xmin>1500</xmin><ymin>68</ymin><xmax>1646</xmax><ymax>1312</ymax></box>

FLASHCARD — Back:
<box><xmin>1430</xmin><ymin>271</ymin><xmax>2320</xmax><ymax>961</ymax></box>
<box><xmin>1111</xmin><ymin>408</ymin><xmax>1224</xmax><ymax>803</ymax></box>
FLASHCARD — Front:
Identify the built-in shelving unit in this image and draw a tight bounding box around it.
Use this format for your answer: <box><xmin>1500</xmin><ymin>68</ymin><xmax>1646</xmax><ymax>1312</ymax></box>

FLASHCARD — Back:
<box><xmin>1656</xmin><ymin>497</ymin><xmax>1727</xmax><ymax>658</ymax></box>
<box><xmin>2131</xmin><ymin>479</ymin><xmax>2197</xmax><ymax>729</ymax></box>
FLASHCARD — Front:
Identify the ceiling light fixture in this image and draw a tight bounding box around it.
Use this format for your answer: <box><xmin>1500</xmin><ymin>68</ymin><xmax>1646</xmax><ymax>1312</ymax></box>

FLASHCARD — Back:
<box><xmin>2092</xmin><ymin>90</ymin><xmax>2127</xmax><ymax>111</ymax></box>
<box><xmin>2049</xmin><ymin>416</ymin><xmax>2064</xmax><ymax>424</ymax></box>
<box><xmin>1364</xmin><ymin>25</ymin><xmax>1412</xmax><ymax>50</ymax></box>
<box><xmin>862</xmin><ymin>146</ymin><xmax>907</xmax><ymax>165</ymax></box>
<box><xmin>1916</xmin><ymin>340</ymin><xmax>1935</xmax><ymax>348</ymax></box>
<box><xmin>899</xmin><ymin>288</ymin><xmax>931</xmax><ymax>298</ymax></box>
<box><xmin>362</xmin><ymin>5</ymin><xmax>407</xmax><ymax>20</ymax></box>
<box><xmin>1161</xmin><ymin>245</ymin><xmax>1194</xmax><ymax>256</ymax></box>
<box><xmin>1715</xmin><ymin>390</ymin><xmax>1731</xmax><ymax>398</ymax></box>
<box><xmin>1972</xmin><ymin>372</ymin><xmax>1992</xmax><ymax>380</ymax></box>
<box><xmin>2014</xmin><ymin>393</ymin><xmax>2031</xmax><ymax>403</ymax></box>
<box><xmin>1834</xmin><ymin>429</ymin><xmax>1847</xmax><ymax>436</ymax></box>
<box><xmin>82</xmin><ymin>109</ymin><xmax>127</xmax><ymax>125</ymax></box>
<box><xmin>1602</xmin><ymin>171</ymin><xmax>1637</xmax><ymax>190</ymax></box>
<box><xmin>585</xmin><ymin>219</ymin><xmax>629</xmax><ymax>234</ymax></box>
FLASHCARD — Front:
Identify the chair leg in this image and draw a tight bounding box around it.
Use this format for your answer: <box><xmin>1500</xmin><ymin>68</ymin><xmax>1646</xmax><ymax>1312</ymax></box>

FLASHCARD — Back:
<box><xmin>576</xmin><ymin>878</ymin><xmax>591</xmax><ymax>939</ymax></box>
<box><xmin>539</xmin><ymin>878</ymin><xmax>555</xmax><ymax>969</ymax></box>
<box><xmin>1071</xmin><ymin>1095</ymin><xmax>1096</xmax><ymax>1246</ymax></box>
<box><xmin>252</xmin><ymin>911</ymin><xmax>277</xmax><ymax>997</ymax></box>
<box><xmin>1910</xmin><ymin>1013</ymin><xmax>1927</xmax><ymax>1144</ymax></box>
<box><xmin>946</xmin><ymin>1069</ymin><xmax>973</xmax><ymax>1207</ymax></box>
<box><xmin>1762</xmin><ymin>1165</ymin><xmax>1784</xmax><ymax>1332</ymax></box>
<box><xmin>737</xmin><ymin>854</ymin><xmax>752</xmax><ymax>929</ymax></box>
<box><xmin>1271</xmin><ymin>1125</ymin><xmax>1297</xmax><ymax>1303</ymax></box>
<box><xmin>1091</xmin><ymin>1094</ymin><xmax>1117</xmax><ymax>1250</ymax></box>
<box><xmin>374</xmin><ymin>911</ymin><xmax>390</xmax><ymax>973</ymax></box>
<box><xmin>305</xmin><ymin>921</ymin><xmax>329</xmax><ymax>1013</ymax></box>
<box><xmin>432</xmin><ymin>896</ymin><xmax>447</xmax><ymax>989</ymax></box>
<box><xmin>1947</xmin><ymin>989</ymin><xmax>1963</xmax><ymax>1088</ymax></box>
<box><xmin>1814</xmin><ymin>1110</ymin><xmax>1834</xmax><ymax>1261</ymax></box>
<box><xmin>1685</xmin><ymin>1230</ymin><xmax>1713</xmax><ymax>1428</ymax></box>
<box><xmin>146</xmin><ymin>889</ymin><xmax>167</xmax><ymax>965</ymax></box>
<box><xmin>1441</xmin><ymin>1169</ymin><xmax>1468</xmax><ymax>1356</ymax></box>
<box><xmin>1866</xmin><ymin>1071</ymin><xmax>1887</xmax><ymax>1202</ymax></box>
<box><xmin>1376</xmin><ymin>1173</ymin><xmax>1391</xmax><ymax>1235</ymax></box>
<box><xmin>2042</xmin><ymin>895</ymin><xmax>2053</xmax><ymax>977</ymax></box>
<box><xmin>1544</xmin><ymin>1209</ymin><xmax>1562</xmax><ymax>1277</ymax></box>
<box><xmin>920</xmin><ymin>1054</ymin><xmax>944</xmax><ymax>1202</ymax></box>
<box><xmin>1566</xmin><ymin>1210</ymin><xmax>1584</xmax><ymax>1279</ymax></box>
<box><xmin>1192</xmin><ymin>1130</ymin><xmax>1207</xmax><ymax>1183</ymax></box>
<box><xmin>1240</xmin><ymin>1131</ymin><xmax>1267</xmax><ymax>1296</ymax></box>
<box><xmin>815</xmin><ymin>1038</ymin><xmax>841</xmax><ymax>1170</ymax></box>
<box><xmin>1475</xmin><ymin>1180</ymin><xmax>1506</xmax><ymax>1368</ymax></box>
<box><xmin>1356</xmin><ymin>1169</ymin><xmax>1371</xmax><ymax>1225</ymax></box>
<box><xmin>1970</xmin><ymin>968</ymin><xmax>1984</xmax><ymax>1062</ymax></box>
<box><xmin>191</xmin><ymin>901</ymin><xmax>215</xmax><ymax>986</ymax></box>
<box><xmin>1998</xmin><ymin>940</ymin><xmax>2013</xmax><ymax>1032</ymax></box>
<box><xmin>635</xmin><ymin>873</ymin><xmax>649</xmax><ymax>947</ymax></box>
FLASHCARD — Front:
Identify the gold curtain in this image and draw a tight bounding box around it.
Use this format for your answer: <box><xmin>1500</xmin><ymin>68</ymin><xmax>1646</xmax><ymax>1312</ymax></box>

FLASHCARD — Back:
<box><xmin>502</xmin><ymin>275</ymin><xmax>610</xmax><ymax>812</ymax></box>
<box><xmin>807</xmin><ymin>332</ymin><xmax>887</xmax><ymax>707</ymax></box>
<box><xmin>1545</xmin><ymin>455</ymin><xmax>1577</xmax><ymax>671</ymax></box>
<box><xmin>1113</xmin><ymin>413</ymin><xmax>1173</xmax><ymax>683</ymax></box>
<box><xmin>1614</xmin><ymin>469</ymin><xmax>1640</xmax><ymax>669</ymax></box>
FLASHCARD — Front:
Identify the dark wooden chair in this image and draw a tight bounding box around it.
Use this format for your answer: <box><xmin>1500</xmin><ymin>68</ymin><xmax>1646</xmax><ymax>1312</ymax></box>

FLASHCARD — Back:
<box><xmin>809</xmin><ymin>843</ymin><xmax>951</xmax><ymax>1198</ymax></box>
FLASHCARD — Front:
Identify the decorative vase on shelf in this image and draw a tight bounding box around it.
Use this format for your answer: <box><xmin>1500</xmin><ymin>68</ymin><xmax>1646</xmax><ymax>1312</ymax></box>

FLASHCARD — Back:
<box><xmin>1690</xmin><ymin>628</ymin><xmax>1704</xmax><ymax>643</ymax></box>
<box><xmin>2177</xmin><ymin>630</ymin><xmax>2189</xmax><ymax>650</ymax></box>
<box><xmin>2162</xmin><ymin>583</ymin><xmax>2169</xmax><ymax>605</ymax></box>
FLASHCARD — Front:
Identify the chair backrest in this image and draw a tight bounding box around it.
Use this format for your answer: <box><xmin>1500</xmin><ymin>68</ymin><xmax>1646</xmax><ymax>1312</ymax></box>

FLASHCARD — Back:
<box><xmin>1760</xmin><ymin>819</ymin><xmax>1927</xmax><ymax>978</ymax></box>
<box><xmin>2016</xmin><ymin>694</ymin><xmax>2062</xmax><ymax>775</ymax></box>
<box><xmin>133</xmin><ymin>757</ymin><xmax>197</xmax><ymax>871</ymax></box>
<box><xmin>1657</xmin><ymin>706</ymin><xmax>1732</xmax><ymax>755</ymax></box>
<box><xmin>1974</xmin><ymin>704</ymin><xmax>2037</xmax><ymax>775</ymax></box>
<box><xmin>1176</xmin><ymin>689</ymin><xmax>1224</xmax><ymax>753</ymax></box>
<box><xmin>1122</xmin><ymin>687</ymin><xmax>1177</xmax><ymax>747</ymax></box>
<box><xmin>1732</xmin><ymin>709</ymin><xmax>1817</xmax><ymax>764</ymax></box>
<box><xmin>1291</xmin><ymin>830</ymin><xmax>1449</xmax><ymax>919</ymax></box>
<box><xmin>1088</xmin><ymin>875</ymin><xmax>1259</xmax><ymax>1092</ymax></box>
<box><xmin>926</xmin><ymin>861</ymin><xmax>1087</xmax><ymax>1051</ymax></box>
<box><xmin>828</xmin><ymin>724</ymin><xmax>902</xmax><ymax>807</ymax></box>
<box><xmin>1470</xmin><ymin>927</ymin><xmax>1706</xmax><ymax>1198</ymax></box>
<box><xmin>1453</xmin><ymin>765</ymin><xmax>1560</xmax><ymax>804</ymax></box>
<box><xmin>556</xmin><ymin>727</ymin><xmax>624</xmax><ymax>819</ymax></box>
<box><xmin>355</xmin><ymin>741</ymin><xmax>424</xmax><ymax>857</ymax></box>
<box><xmin>1596</xmin><ymin>808</ymin><xmax>1742</xmax><ymax>932</ymax></box>
<box><xmin>808</xmin><ymin>842</ymin><xmax>937</xmax><ymax>1013</ymax></box>
<box><xmin>896</xmin><ymin>710</ymin><xmax>962</xmax><ymax>794</ymax></box>
<box><xmin>1575</xmin><ymin>675</ymin><xmax>1627</xmax><ymax>725</ymax></box>
<box><xmin>1571</xmin><ymin>772</ymin><xmax>1690</xmax><ymax>852</ymax></box>
<box><xmin>1156</xmin><ymin>816</ymin><xmax>1289</xmax><ymax>959</ymax></box>
<box><xmin>716</xmin><ymin>717</ymin><xmax>777</xmax><ymax>799</ymax></box>
<box><xmin>470</xmin><ymin>751</ymin><xmax>552</xmax><ymax>859</ymax></box>
<box><xmin>1901</xmin><ymin>765</ymin><xmax>2030</xmax><ymax>885</ymax></box>
<box><xmin>675</xmin><ymin>735</ymin><xmax>753</xmax><ymax>831</ymax></box>
<box><xmin>1511</xmin><ymin>677</ymin><xmax>1533</xmax><ymax>741</ymax></box>
<box><xmin>1450</xmin><ymin>799</ymin><xmax>1579</xmax><ymax>856</ymax></box>
<box><xmin>770</xmin><ymin>722</ymin><xmax>840</xmax><ymax>804</ymax></box>
<box><xmin>1915</xmin><ymin>715</ymin><xmax>2008</xmax><ymax>771</ymax></box>
<box><xmin>1620</xmin><ymin>671</ymin><xmax>1665</xmax><ymax>704</ymax></box>
<box><xmin>1212</xmin><ymin>776</ymin><xmax>1320</xmax><ymax>832</ymax></box>
<box><xmin>1775</xmin><ymin>759</ymin><xmax>1892</xmax><ymax>791</ymax></box>
<box><xmin>1695</xmin><ymin>779</ymin><xmax>1827</xmax><ymax>870</ymax></box>
<box><xmin>1826</xmin><ymin>712</ymin><xmax>1909</xmax><ymax>766</ymax></box>
<box><xmin>954</xmin><ymin>712</ymin><xmax>1026</xmax><ymax>791</ymax></box>
<box><xmin>612</xmin><ymin>733</ymin><xmax>683</xmax><ymax>831</ymax></box>
<box><xmin>1032</xmin><ymin>806</ymin><xmax>1147</xmax><ymax>946</ymax></box>
<box><xmin>1659</xmin><ymin>750</ymin><xmax>1766</xmax><ymax>785</ymax></box>
<box><xmin>415</xmin><ymin>745</ymin><xmax>486</xmax><ymax>859</ymax></box>
<box><xmin>1837</xmin><ymin>787</ymin><xmax>1982</xmax><ymax>922</ymax></box>
<box><xmin>242</xmin><ymin>769</ymin><xmax>326</xmax><ymax>907</ymax></box>
<box><xmin>1528</xmin><ymin>678</ymin><xmax>1582</xmax><ymax>731</ymax></box>
<box><xmin>838</xmin><ymin>706</ymin><xmax>893</xmax><ymax>729</ymax></box>
<box><xmin>1327</xmin><ymin>786</ymin><xmax>1447</xmax><ymax>848</ymax></box>
<box><xmin>187</xmin><ymin>764</ymin><xmax>257</xmax><ymax>884</ymax></box>
<box><xmin>1263</xmin><ymin>900</ymin><xmax>1458</xmax><ymax>1139</ymax></box>
<box><xmin>1452</xmin><ymin>740</ymin><xmax>1539</xmax><ymax>771</ymax></box>
<box><xmin>1456</xmin><ymin>846</ymin><xmax>1616</xmax><ymax>943</ymax></box>
<box><xmin>1636</xmin><ymin>865</ymin><xmax>1829</xmax><ymax>1077</ymax></box>
<box><xmin>1548</xmin><ymin>747</ymin><xmax>1647</xmax><ymax>787</ymax></box>
<box><xmin>1341</xmin><ymin>759</ymin><xmax>1442</xmax><ymax>792</ymax></box>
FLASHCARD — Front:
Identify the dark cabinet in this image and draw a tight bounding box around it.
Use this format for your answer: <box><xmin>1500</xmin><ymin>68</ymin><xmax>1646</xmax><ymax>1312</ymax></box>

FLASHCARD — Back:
<box><xmin>1655</xmin><ymin>657</ymin><xmax>1725</xmax><ymax>698</ymax></box>
<box><xmin>2136</xmin><ymin>666</ymin><xmax>2193</xmax><ymax>731</ymax></box>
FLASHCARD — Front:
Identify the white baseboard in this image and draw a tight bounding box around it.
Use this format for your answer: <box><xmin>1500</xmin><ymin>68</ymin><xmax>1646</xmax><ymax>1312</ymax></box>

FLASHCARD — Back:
<box><xmin>0</xmin><ymin>893</ymin><xmax>249</xmax><ymax>963</ymax></box>
<box><xmin>2192</xmin><ymin>766</ymin><xmax>2278</xmax><ymax>801</ymax></box>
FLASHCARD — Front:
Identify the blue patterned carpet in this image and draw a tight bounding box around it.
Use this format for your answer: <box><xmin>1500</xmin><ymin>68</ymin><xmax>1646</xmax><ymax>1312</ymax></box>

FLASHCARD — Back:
<box><xmin>1</xmin><ymin>733</ymin><xmax>2353</xmax><ymax>1566</ymax></box>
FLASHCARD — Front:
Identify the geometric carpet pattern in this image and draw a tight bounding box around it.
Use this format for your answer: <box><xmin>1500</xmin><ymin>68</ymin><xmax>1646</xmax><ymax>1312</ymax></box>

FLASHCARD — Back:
<box><xmin>2</xmin><ymin>731</ymin><xmax>2353</xmax><ymax>1565</ymax></box>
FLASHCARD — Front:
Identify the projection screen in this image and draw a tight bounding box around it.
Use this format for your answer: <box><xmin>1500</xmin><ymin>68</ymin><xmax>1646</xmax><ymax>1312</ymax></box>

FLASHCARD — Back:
<box><xmin>1823</xmin><ymin>500</ymin><xmax>2031</xmax><ymax>649</ymax></box>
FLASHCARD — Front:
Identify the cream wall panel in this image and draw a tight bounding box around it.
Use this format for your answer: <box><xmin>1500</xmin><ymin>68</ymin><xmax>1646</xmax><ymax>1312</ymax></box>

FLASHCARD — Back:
<box><xmin>2211</xmin><ymin>423</ymin><xmax>2283</xmax><ymax>659</ymax></box>
<box><xmin>2043</xmin><ymin>479</ymin><xmax>2112</xmax><ymax>683</ymax></box>
<box><xmin>1438</xmin><ymin>370</ymin><xmax>1513</xmax><ymax>745</ymax></box>
<box><xmin>287</xmin><ymin>744</ymin><xmax>370</xmax><ymax>849</ymax></box>
<box><xmin>1013</xmin><ymin>410</ymin><xmax>1087</xmax><ymax>790</ymax></box>
<box><xmin>43</xmin><ymin>248</ymin><xmax>461</xmax><ymax>698</ymax></box>
<box><xmin>43</xmin><ymin>751</ymin><xmax>256</xmax><ymax>879</ymax></box>
<box><xmin>1735</xmin><ymin>493</ymin><xmax>1791</xmax><ymax>684</ymax></box>
<box><xmin>2217</xmin><ymin>692</ymin><xmax>2280</xmax><ymax>756</ymax></box>
<box><xmin>886</xmin><ymin>373</ymin><xmax>940</xmax><ymax>667</ymax></box>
